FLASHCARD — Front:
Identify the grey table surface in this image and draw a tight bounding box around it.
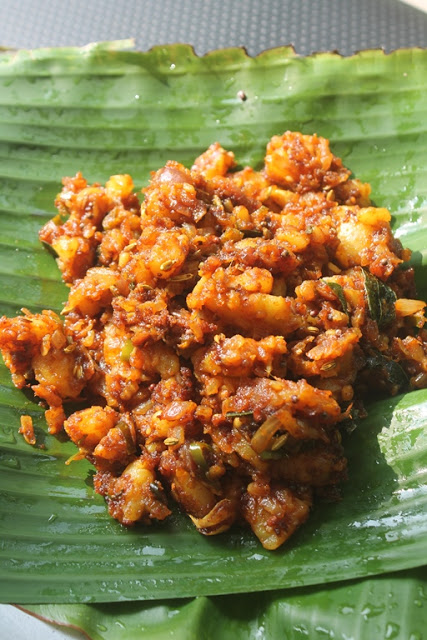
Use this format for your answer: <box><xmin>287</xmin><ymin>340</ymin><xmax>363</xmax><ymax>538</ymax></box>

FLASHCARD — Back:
<box><xmin>1</xmin><ymin>0</ymin><xmax>427</xmax><ymax>55</ymax></box>
<box><xmin>1</xmin><ymin>0</ymin><xmax>426</xmax><ymax>639</ymax></box>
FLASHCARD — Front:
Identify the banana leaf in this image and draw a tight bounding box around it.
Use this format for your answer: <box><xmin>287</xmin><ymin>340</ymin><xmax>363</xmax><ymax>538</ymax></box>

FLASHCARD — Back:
<box><xmin>22</xmin><ymin>565</ymin><xmax>427</xmax><ymax>640</ymax></box>
<box><xmin>1</xmin><ymin>42</ymin><xmax>427</xmax><ymax>610</ymax></box>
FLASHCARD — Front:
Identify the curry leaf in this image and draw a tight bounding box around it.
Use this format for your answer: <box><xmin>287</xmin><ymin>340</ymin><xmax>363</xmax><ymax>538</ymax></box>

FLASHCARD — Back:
<box><xmin>362</xmin><ymin>268</ymin><xmax>397</xmax><ymax>329</ymax></box>
<box><xmin>365</xmin><ymin>350</ymin><xmax>409</xmax><ymax>390</ymax></box>
<box><xmin>323</xmin><ymin>280</ymin><xmax>348</xmax><ymax>314</ymax></box>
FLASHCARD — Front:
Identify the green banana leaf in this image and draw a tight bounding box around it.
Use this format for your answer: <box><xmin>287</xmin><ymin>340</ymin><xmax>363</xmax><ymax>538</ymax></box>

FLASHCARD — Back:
<box><xmin>1</xmin><ymin>42</ymin><xmax>427</xmax><ymax>614</ymax></box>
<box><xmin>23</xmin><ymin>565</ymin><xmax>427</xmax><ymax>640</ymax></box>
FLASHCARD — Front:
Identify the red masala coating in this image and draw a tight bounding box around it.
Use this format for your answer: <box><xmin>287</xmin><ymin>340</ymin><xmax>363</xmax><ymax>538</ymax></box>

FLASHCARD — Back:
<box><xmin>1</xmin><ymin>131</ymin><xmax>426</xmax><ymax>549</ymax></box>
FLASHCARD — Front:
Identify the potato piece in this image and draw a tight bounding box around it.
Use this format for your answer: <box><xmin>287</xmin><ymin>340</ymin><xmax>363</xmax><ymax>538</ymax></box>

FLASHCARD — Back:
<box><xmin>32</xmin><ymin>348</ymin><xmax>84</xmax><ymax>400</ymax></box>
<box><xmin>192</xmin><ymin>142</ymin><xmax>235</xmax><ymax>179</ymax></box>
<box><xmin>147</xmin><ymin>230</ymin><xmax>190</xmax><ymax>279</ymax></box>
<box><xmin>105</xmin><ymin>174</ymin><xmax>134</xmax><ymax>199</ymax></box>
<box><xmin>188</xmin><ymin>269</ymin><xmax>305</xmax><ymax>336</ymax></box>
<box><xmin>242</xmin><ymin>483</ymin><xmax>311</xmax><ymax>550</ymax></box>
<box><xmin>170</xmin><ymin>466</ymin><xmax>217</xmax><ymax>518</ymax></box>
<box><xmin>264</xmin><ymin>131</ymin><xmax>349</xmax><ymax>192</ymax></box>
<box><xmin>65</xmin><ymin>267</ymin><xmax>129</xmax><ymax>316</ymax></box>
<box><xmin>334</xmin><ymin>206</ymin><xmax>402</xmax><ymax>277</ymax></box>
<box><xmin>193</xmin><ymin>334</ymin><xmax>287</xmax><ymax>379</ymax></box>
<box><xmin>94</xmin><ymin>459</ymin><xmax>171</xmax><ymax>525</ymax></box>
<box><xmin>0</xmin><ymin>310</ymin><xmax>84</xmax><ymax>407</ymax></box>
<box><xmin>64</xmin><ymin>406</ymin><xmax>118</xmax><ymax>452</ymax></box>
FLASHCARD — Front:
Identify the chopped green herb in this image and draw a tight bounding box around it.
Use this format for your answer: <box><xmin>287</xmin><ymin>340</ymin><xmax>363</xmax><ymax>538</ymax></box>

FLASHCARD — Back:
<box><xmin>225</xmin><ymin>410</ymin><xmax>254</xmax><ymax>419</ymax></box>
<box><xmin>260</xmin><ymin>450</ymin><xmax>284</xmax><ymax>460</ymax></box>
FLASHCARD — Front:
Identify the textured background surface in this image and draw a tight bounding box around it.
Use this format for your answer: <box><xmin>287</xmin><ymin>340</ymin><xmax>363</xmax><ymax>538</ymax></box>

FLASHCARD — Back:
<box><xmin>1</xmin><ymin>0</ymin><xmax>427</xmax><ymax>55</ymax></box>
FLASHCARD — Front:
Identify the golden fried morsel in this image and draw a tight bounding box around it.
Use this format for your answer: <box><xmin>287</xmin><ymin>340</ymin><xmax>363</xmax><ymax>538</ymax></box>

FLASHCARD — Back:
<box><xmin>94</xmin><ymin>459</ymin><xmax>171</xmax><ymax>525</ymax></box>
<box><xmin>39</xmin><ymin>172</ymin><xmax>140</xmax><ymax>282</ymax></box>
<box><xmin>242</xmin><ymin>483</ymin><xmax>311</xmax><ymax>550</ymax></box>
<box><xmin>264</xmin><ymin>131</ymin><xmax>350</xmax><ymax>192</ymax></box>
<box><xmin>19</xmin><ymin>415</ymin><xmax>36</xmax><ymax>446</ymax></box>
<box><xmin>0</xmin><ymin>310</ymin><xmax>85</xmax><ymax>433</ymax></box>
<box><xmin>2</xmin><ymin>131</ymin><xmax>427</xmax><ymax>550</ymax></box>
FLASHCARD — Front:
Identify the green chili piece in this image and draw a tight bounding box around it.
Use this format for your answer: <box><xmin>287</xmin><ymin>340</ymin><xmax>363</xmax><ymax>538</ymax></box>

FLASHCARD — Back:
<box><xmin>120</xmin><ymin>338</ymin><xmax>134</xmax><ymax>362</ymax></box>
<box><xmin>189</xmin><ymin>442</ymin><xmax>211</xmax><ymax>471</ymax></box>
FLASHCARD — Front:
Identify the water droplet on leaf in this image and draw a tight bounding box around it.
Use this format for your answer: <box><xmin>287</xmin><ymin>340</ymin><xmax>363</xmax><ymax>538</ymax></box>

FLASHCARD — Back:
<box><xmin>385</xmin><ymin>622</ymin><xmax>400</xmax><ymax>639</ymax></box>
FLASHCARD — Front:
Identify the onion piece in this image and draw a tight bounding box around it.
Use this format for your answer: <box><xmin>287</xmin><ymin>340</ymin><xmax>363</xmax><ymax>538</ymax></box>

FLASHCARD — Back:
<box><xmin>250</xmin><ymin>408</ymin><xmax>294</xmax><ymax>454</ymax></box>
<box><xmin>189</xmin><ymin>498</ymin><xmax>236</xmax><ymax>535</ymax></box>
<box><xmin>395</xmin><ymin>298</ymin><xmax>426</xmax><ymax>317</ymax></box>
